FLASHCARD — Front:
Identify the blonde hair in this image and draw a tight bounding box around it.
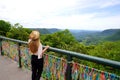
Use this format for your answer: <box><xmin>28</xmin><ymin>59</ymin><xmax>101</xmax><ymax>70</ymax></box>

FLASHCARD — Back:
<box><xmin>28</xmin><ymin>30</ymin><xmax>40</xmax><ymax>53</ymax></box>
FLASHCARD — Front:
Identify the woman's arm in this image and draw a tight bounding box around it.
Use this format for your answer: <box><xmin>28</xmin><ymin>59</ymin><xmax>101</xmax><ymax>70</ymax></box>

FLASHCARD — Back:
<box><xmin>42</xmin><ymin>45</ymin><xmax>49</xmax><ymax>54</ymax></box>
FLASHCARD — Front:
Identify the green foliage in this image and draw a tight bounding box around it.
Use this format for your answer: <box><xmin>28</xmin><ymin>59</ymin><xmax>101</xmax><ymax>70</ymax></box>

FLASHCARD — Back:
<box><xmin>88</xmin><ymin>41</ymin><xmax>120</xmax><ymax>61</ymax></box>
<box><xmin>6</xmin><ymin>23</ymin><xmax>32</xmax><ymax>41</ymax></box>
<box><xmin>41</xmin><ymin>29</ymin><xmax>78</xmax><ymax>49</ymax></box>
<box><xmin>82</xmin><ymin>41</ymin><xmax>120</xmax><ymax>75</ymax></box>
<box><xmin>0</xmin><ymin>20</ymin><xmax>11</xmax><ymax>36</ymax></box>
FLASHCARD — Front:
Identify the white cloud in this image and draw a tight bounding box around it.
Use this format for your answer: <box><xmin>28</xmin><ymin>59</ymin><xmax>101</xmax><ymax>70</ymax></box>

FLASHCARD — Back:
<box><xmin>41</xmin><ymin>13</ymin><xmax>95</xmax><ymax>26</ymax></box>
<box><xmin>0</xmin><ymin>0</ymin><xmax>76</xmax><ymax>22</ymax></box>
<box><xmin>38</xmin><ymin>13</ymin><xmax>120</xmax><ymax>30</ymax></box>
<box><xmin>0</xmin><ymin>0</ymin><xmax>120</xmax><ymax>30</ymax></box>
<box><xmin>100</xmin><ymin>0</ymin><xmax>120</xmax><ymax>8</ymax></box>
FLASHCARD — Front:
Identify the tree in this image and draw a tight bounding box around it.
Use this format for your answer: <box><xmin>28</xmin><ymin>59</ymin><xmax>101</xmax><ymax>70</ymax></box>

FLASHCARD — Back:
<box><xmin>41</xmin><ymin>29</ymin><xmax>77</xmax><ymax>48</ymax></box>
<box><xmin>0</xmin><ymin>20</ymin><xmax>11</xmax><ymax>36</ymax></box>
<box><xmin>6</xmin><ymin>23</ymin><xmax>32</xmax><ymax>41</ymax></box>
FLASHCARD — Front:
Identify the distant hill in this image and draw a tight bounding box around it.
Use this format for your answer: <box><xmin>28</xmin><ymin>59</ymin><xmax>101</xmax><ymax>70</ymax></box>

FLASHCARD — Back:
<box><xmin>69</xmin><ymin>29</ymin><xmax>101</xmax><ymax>41</ymax></box>
<box><xmin>105</xmin><ymin>30</ymin><xmax>120</xmax><ymax>41</ymax></box>
<box><xmin>100</xmin><ymin>29</ymin><xmax>120</xmax><ymax>36</ymax></box>
<box><xmin>47</xmin><ymin>28</ymin><xmax>62</xmax><ymax>33</ymax></box>
<box><xmin>69</xmin><ymin>29</ymin><xmax>120</xmax><ymax>45</ymax></box>
<box><xmin>29</xmin><ymin>28</ymin><xmax>61</xmax><ymax>34</ymax></box>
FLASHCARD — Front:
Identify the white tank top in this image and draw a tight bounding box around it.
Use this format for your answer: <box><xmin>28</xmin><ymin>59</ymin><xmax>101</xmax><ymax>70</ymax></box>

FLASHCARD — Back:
<box><xmin>34</xmin><ymin>43</ymin><xmax>43</xmax><ymax>59</ymax></box>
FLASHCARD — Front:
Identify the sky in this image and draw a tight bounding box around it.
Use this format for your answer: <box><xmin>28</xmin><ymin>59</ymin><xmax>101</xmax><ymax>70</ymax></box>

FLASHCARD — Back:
<box><xmin>0</xmin><ymin>0</ymin><xmax>120</xmax><ymax>30</ymax></box>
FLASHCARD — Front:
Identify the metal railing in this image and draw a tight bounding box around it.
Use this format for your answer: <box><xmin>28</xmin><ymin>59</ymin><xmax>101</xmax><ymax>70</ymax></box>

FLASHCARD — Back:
<box><xmin>0</xmin><ymin>36</ymin><xmax>120</xmax><ymax>80</ymax></box>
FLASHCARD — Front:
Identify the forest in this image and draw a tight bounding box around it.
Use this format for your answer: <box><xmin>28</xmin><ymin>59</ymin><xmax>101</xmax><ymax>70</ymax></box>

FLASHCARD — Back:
<box><xmin>0</xmin><ymin>20</ymin><xmax>120</xmax><ymax>75</ymax></box>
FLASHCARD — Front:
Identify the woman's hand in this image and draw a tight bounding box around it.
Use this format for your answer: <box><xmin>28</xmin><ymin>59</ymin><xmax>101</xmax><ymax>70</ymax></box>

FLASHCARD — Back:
<box><xmin>45</xmin><ymin>45</ymin><xmax>50</xmax><ymax>49</ymax></box>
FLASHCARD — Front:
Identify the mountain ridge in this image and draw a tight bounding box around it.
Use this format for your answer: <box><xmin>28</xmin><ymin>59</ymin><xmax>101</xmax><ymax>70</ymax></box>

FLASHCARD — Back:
<box><xmin>29</xmin><ymin>28</ymin><xmax>120</xmax><ymax>44</ymax></box>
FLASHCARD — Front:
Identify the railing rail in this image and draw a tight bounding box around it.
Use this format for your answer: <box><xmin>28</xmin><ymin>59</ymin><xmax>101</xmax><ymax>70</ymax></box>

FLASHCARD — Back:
<box><xmin>0</xmin><ymin>36</ymin><xmax>27</xmax><ymax>44</ymax></box>
<box><xmin>49</xmin><ymin>47</ymin><xmax>120</xmax><ymax>69</ymax></box>
<box><xmin>0</xmin><ymin>36</ymin><xmax>120</xmax><ymax>80</ymax></box>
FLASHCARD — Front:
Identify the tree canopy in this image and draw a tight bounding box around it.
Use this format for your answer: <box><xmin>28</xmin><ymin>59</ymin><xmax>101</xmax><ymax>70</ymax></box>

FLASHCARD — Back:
<box><xmin>0</xmin><ymin>20</ymin><xmax>11</xmax><ymax>36</ymax></box>
<box><xmin>6</xmin><ymin>23</ymin><xmax>32</xmax><ymax>41</ymax></box>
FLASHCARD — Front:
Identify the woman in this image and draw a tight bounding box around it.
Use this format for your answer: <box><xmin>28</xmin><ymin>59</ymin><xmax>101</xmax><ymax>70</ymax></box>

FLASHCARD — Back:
<box><xmin>28</xmin><ymin>30</ymin><xmax>49</xmax><ymax>80</ymax></box>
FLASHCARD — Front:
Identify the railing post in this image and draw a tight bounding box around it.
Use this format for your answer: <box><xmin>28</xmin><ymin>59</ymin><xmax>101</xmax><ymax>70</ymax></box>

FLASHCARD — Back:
<box><xmin>0</xmin><ymin>39</ymin><xmax>3</xmax><ymax>55</ymax></box>
<box><xmin>18</xmin><ymin>43</ymin><xmax>22</xmax><ymax>68</ymax></box>
<box><xmin>66</xmin><ymin>55</ymin><xmax>72</xmax><ymax>80</ymax></box>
